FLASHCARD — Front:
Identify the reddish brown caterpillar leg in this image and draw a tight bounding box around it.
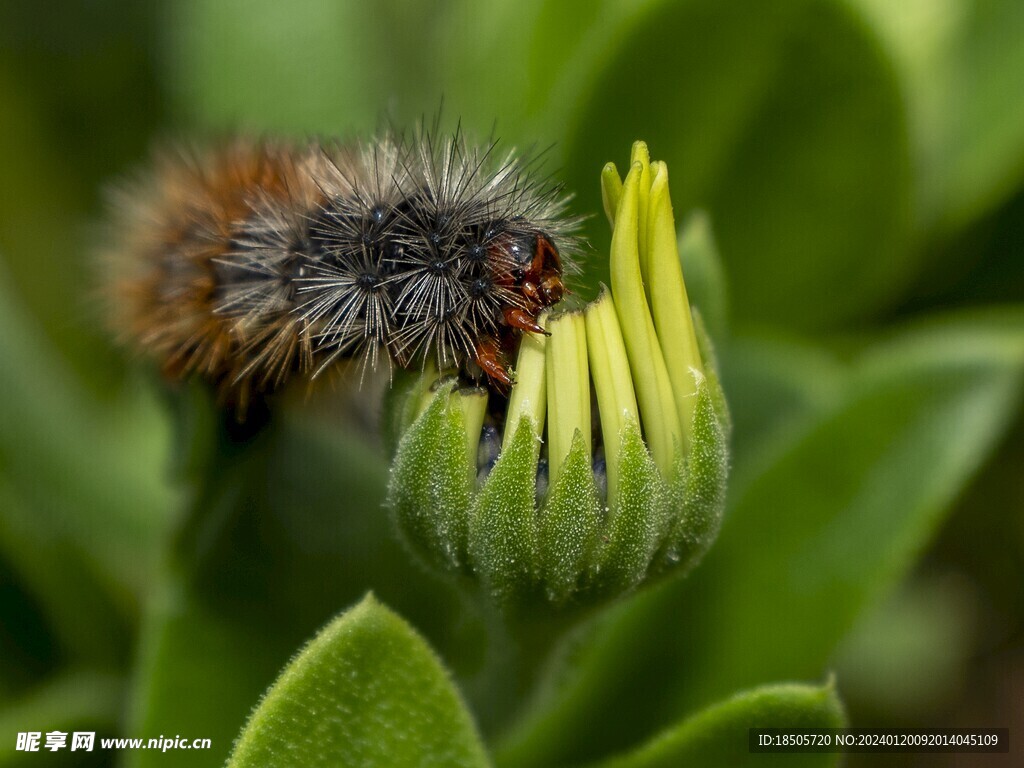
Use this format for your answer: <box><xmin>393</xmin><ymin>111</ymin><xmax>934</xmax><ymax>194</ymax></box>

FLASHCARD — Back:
<box><xmin>522</xmin><ymin>281</ymin><xmax>542</xmax><ymax>306</ymax></box>
<box><xmin>504</xmin><ymin>307</ymin><xmax>549</xmax><ymax>335</ymax></box>
<box><xmin>538</xmin><ymin>274</ymin><xmax>565</xmax><ymax>304</ymax></box>
<box><xmin>475</xmin><ymin>337</ymin><xmax>514</xmax><ymax>388</ymax></box>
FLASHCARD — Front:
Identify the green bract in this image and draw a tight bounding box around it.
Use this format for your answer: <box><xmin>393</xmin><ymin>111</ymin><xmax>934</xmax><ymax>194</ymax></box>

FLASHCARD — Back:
<box><xmin>387</xmin><ymin>143</ymin><xmax>730</xmax><ymax>609</ymax></box>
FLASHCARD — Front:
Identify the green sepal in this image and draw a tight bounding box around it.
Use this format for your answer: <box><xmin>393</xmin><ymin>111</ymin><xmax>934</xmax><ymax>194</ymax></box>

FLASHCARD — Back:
<box><xmin>380</xmin><ymin>369</ymin><xmax>434</xmax><ymax>457</ymax></box>
<box><xmin>658</xmin><ymin>374</ymin><xmax>728</xmax><ymax>575</ymax></box>
<box><xmin>592</xmin><ymin>417</ymin><xmax>669</xmax><ymax>596</ymax></box>
<box><xmin>387</xmin><ymin>383</ymin><xmax>473</xmax><ymax>574</ymax></box>
<box><xmin>468</xmin><ymin>416</ymin><xmax>541</xmax><ymax>604</ymax></box>
<box><xmin>692</xmin><ymin>307</ymin><xmax>732</xmax><ymax>433</ymax></box>
<box><xmin>227</xmin><ymin>594</ymin><xmax>490</xmax><ymax>768</ymax></box>
<box><xmin>537</xmin><ymin>429</ymin><xmax>602</xmax><ymax>605</ymax></box>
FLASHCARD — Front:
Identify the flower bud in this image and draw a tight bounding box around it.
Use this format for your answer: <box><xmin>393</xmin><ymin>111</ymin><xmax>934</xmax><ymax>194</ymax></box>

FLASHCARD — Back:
<box><xmin>386</xmin><ymin>142</ymin><xmax>730</xmax><ymax>610</ymax></box>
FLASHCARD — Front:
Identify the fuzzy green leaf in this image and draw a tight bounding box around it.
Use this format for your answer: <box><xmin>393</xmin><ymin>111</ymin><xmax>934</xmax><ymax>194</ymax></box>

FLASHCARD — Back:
<box><xmin>228</xmin><ymin>595</ymin><xmax>489</xmax><ymax>768</ymax></box>
<box><xmin>590</xmin><ymin>682</ymin><xmax>845</xmax><ymax>768</ymax></box>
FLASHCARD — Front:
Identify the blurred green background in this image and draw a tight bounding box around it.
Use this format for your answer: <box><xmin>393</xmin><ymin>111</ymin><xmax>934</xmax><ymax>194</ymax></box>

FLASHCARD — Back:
<box><xmin>0</xmin><ymin>0</ymin><xmax>1022</xmax><ymax>766</ymax></box>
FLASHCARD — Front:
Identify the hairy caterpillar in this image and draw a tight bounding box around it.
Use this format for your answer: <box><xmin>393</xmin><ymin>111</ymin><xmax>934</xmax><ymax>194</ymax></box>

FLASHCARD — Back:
<box><xmin>102</xmin><ymin>128</ymin><xmax>581</xmax><ymax>410</ymax></box>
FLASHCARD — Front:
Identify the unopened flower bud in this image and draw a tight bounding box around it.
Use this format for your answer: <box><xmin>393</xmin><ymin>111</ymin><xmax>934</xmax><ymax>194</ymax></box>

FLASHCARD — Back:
<box><xmin>387</xmin><ymin>142</ymin><xmax>730</xmax><ymax>610</ymax></box>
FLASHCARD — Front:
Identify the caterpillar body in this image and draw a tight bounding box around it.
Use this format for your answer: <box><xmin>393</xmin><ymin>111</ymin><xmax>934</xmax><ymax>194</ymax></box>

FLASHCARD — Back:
<box><xmin>103</xmin><ymin>130</ymin><xmax>580</xmax><ymax>410</ymax></box>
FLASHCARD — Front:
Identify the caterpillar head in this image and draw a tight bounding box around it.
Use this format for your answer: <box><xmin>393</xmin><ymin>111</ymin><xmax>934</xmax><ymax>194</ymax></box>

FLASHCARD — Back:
<box><xmin>507</xmin><ymin>232</ymin><xmax>565</xmax><ymax>310</ymax></box>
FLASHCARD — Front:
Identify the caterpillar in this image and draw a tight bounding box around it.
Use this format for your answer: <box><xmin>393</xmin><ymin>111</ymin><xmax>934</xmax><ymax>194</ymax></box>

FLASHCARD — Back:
<box><xmin>102</xmin><ymin>128</ymin><xmax>581</xmax><ymax>411</ymax></box>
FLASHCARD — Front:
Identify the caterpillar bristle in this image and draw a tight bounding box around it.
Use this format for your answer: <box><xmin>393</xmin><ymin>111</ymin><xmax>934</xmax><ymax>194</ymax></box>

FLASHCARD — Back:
<box><xmin>101</xmin><ymin>127</ymin><xmax>583</xmax><ymax>414</ymax></box>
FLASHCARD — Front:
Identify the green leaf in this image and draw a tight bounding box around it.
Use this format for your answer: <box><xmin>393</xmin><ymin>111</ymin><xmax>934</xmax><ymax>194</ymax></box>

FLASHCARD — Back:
<box><xmin>679</xmin><ymin>326</ymin><xmax>1024</xmax><ymax>703</ymax></box>
<box><xmin>228</xmin><ymin>595</ymin><xmax>490</xmax><ymax>768</ymax></box>
<box><xmin>832</xmin><ymin>574</ymin><xmax>976</xmax><ymax>719</ymax></box>
<box><xmin>170</xmin><ymin>0</ymin><xmax>573</xmax><ymax>139</ymax></box>
<box><xmin>0</xmin><ymin>670</ymin><xmax>123</xmax><ymax>768</ymax></box>
<box><xmin>590</xmin><ymin>682</ymin><xmax>845</xmax><ymax>768</ymax></box>
<box><xmin>677</xmin><ymin>211</ymin><xmax>729</xmax><ymax>341</ymax></box>
<box><xmin>0</xmin><ymin>269</ymin><xmax>175</xmax><ymax>618</ymax></box>
<box><xmin>125</xmin><ymin>582</ymin><xmax>291</xmax><ymax>768</ymax></box>
<box><xmin>0</xmin><ymin>68</ymin><xmax>122</xmax><ymax>390</ymax></box>
<box><xmin>856</xmin><ymin>0</ymin><xmax>1024</xmax><ymax>233</ymax></box>
<box><xmin>0</xmin><ymin>480</ymin><xmax>128</xmax><ymax>665</ymax></box>
<box><xmin>561</xmin><ymin>0</ymin><xmax>913</xmax><ymax>327</ymax></box>
<box><xmin>168</xmin><ymin>0</ymin><xmax>380</xmax><ymax>132</ymax></box>
<box><xmin>495</xmin><ymin>312</ymin><xmax>1024</xmax><ymax>767</ymax></box>
<box><xmin>717</xmin><ymin>332</ymin><xmax>846</xmax><ymax>496</ymax></box>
